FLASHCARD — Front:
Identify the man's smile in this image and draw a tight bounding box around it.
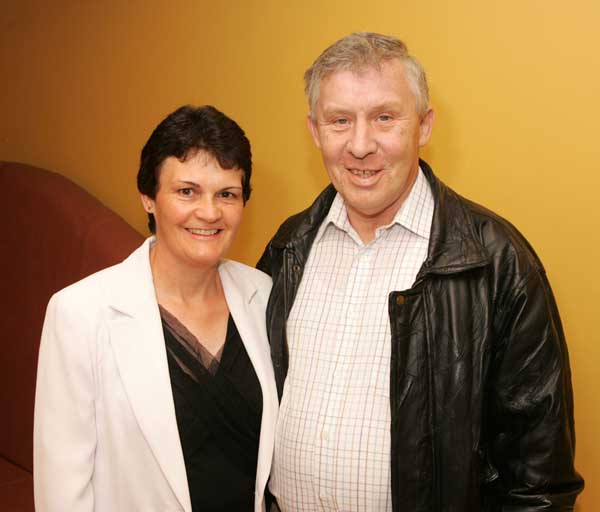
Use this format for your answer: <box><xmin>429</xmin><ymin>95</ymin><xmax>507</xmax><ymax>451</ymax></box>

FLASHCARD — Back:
<box><xmin>347</xmin><ymin>168</ymin><xmax>380</xmax><ymax>178</ymax></box>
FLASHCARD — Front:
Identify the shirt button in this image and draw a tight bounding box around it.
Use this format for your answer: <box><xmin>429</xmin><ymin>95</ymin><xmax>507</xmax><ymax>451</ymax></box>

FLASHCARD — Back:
<box><xmin>396</xmin><ymin>294</ymin><xmax>406</xmax><ymax>305</ymax></box>
<box><xmin>292</xmin><ymin>264</ymin><xmax>301</xmax><ymax>273</ymax></box>
<box><xmin>321</xmin><ymin>431</ymin><xmax>329</xmax><ymax>441</ymax></box>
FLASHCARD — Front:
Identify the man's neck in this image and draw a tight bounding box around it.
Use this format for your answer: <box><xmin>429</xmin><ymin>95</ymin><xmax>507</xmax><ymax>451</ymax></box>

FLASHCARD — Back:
<box><xmin>347</xmin><ymin>185</ymin><xmax>416</xmax><ymax>245</ymax></box>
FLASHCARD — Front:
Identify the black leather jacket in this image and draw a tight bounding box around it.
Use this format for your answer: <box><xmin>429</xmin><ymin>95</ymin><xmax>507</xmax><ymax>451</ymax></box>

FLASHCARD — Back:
<box><xmin>257</xmin><ymin>161</ymin><xmax>583</xmax><ymax>511</ymax></box>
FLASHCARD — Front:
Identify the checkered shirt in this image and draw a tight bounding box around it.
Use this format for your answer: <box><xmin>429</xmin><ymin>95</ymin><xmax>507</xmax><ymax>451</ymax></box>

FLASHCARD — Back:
<box><xmin>270</xmin><ymin>169</ymin><xmax>435</xmax><ymax>511</ymax></box>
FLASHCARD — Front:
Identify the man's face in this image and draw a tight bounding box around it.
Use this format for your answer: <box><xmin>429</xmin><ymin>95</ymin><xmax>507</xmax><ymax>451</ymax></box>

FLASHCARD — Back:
<box><xmin>308</xmin><ymin>59</ymin><xmax>434</xmax><ymax>239</ymax></box>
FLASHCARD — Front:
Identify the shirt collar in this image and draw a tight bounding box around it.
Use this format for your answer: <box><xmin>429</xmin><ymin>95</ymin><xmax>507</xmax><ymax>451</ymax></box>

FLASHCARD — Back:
<box><xmin>386</xmin><ymin>167</ymin><xmax>433</xmax><ymax>239</ymax></box>
<box><xmin>315</xmin><ymin>167</ymin><xmax>434</xmax><ymax>244</ymax></box>
<box><xmin>313</xmin><ymin>190</ymin><xmax>352</xmax><ymax>244</ymax></box>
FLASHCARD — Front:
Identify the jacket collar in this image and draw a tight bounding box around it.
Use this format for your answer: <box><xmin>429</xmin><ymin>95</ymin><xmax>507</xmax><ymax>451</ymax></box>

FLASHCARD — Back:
<box><xmin>271</xmin><ymin>185</ymin><xmax>337</xmax><ymax>251</ymax></box>
<box><xmin>418</xmin><ymin>160</ymin><xmax>490</xmax><ymax>277</ymax></box>
<box><xmin>270</xmin><ymin>160</ymin><xmax>490</xmax><ymax>276</ymax></box>
<box><xmin>219</xmin><ymin>260</ymin><xmax>260</xmax><ymax>305</ymax></box>
<box><xmin>103</xmin><ymin>238</ymin><xmax>192</xmax><ymax>512</ymax></box>
<box><xmin>105</xmin><ymin>237</ymin><xmax>157</xmax><ymax>317</ymax></box>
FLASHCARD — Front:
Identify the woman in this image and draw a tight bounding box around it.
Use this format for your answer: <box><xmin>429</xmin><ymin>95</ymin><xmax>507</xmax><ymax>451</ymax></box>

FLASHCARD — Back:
<box><xmin>34</xmin><ymin>105</ymin><xmax>278</xmax><ymax>512</ymax></box>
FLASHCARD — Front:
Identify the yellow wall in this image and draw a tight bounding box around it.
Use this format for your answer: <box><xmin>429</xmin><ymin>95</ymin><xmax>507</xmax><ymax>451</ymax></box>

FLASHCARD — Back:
<box><xmin>2</xmin><ymin>1</ymin><xmax>598</xmax><ymax>508</ymax></box>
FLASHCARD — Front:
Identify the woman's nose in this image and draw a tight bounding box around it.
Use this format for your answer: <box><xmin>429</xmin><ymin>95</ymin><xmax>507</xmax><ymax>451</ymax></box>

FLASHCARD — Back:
<box><xmin>194</xmin><ymin>198</ymin><xmax>221</xmax><ymax>222</ymax></box>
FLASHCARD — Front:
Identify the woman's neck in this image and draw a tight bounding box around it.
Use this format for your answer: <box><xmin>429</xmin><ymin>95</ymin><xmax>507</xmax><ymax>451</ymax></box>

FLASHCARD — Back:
<box><xmin>149</xmin><ymin>244</ymin><xmax>223</xmax><ymax>306</ymax></box>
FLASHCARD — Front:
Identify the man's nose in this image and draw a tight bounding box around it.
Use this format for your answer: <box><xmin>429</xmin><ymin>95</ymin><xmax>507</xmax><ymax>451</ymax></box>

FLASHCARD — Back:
<box><xmin>347</xmin><ymin>120</ymin><xmax>377</xmax><ymax>159</ymax></box>
<box><xmin>194</xmin><ymin>197</ymin><xmax>221</xmax><ymax>223</ymax></box>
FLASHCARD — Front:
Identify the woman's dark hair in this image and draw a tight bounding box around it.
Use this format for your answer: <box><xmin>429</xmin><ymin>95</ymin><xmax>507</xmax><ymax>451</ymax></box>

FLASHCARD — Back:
<box><xmin>137</xmin><ymin>105</ymin><xmax>252</xmax><ymax>233</ymax></box>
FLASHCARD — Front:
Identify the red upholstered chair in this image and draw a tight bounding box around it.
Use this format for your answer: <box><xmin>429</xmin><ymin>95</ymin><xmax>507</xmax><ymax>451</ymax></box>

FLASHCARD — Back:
<box><xmin>0</xmin><ymin>161</ymin><xmax>144</xmax><ymax>511</ymax></box>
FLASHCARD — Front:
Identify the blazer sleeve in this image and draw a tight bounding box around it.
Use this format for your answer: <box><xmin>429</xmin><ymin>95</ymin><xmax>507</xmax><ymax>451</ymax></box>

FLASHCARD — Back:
<box><xmin>34</xmin><ymin>291</ymin><xmax>97</xmax><ymax>511</ymax></box>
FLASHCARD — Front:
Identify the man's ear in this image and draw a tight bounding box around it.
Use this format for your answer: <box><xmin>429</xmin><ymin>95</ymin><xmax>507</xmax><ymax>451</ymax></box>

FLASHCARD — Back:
<box><xmin>307</xmin><ymin>114</ymin><xmax>322</xmax><ymax>149</ymax></box>
<box><xmin>140</xmin><ymin>194</ymin><xmax>155</xmax><ymax>213</ymax></box>
<box><xmin>418</xmin><ymin>108</ymin><xmax>435</xmax><ymax>147</ymax></box>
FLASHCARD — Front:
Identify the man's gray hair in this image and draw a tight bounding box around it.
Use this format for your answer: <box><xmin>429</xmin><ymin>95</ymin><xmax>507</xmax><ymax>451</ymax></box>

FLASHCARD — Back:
<box><xmin>304</xmin><ymin>32</ymin><xmax>430</xmax><ymax>119</ymax></box>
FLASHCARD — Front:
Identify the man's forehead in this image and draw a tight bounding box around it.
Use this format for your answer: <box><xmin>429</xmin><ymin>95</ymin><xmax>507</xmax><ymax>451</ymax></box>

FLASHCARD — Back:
<box><xmin>322</xmin><ymin>58</ymin><xmax>404</xmax><ymax>82</ymax></box>
<box><xmin>317</xmin><ymin>61</ymin><xmax>414</xmax><ymax>111</ymax></box>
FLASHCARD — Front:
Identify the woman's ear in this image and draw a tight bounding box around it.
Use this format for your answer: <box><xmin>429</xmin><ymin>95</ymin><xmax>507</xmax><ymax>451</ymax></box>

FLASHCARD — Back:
<box><xmin>140</xmin><ymin>194</ymin><xmax>155</xmax><ymax>213</ymax></box>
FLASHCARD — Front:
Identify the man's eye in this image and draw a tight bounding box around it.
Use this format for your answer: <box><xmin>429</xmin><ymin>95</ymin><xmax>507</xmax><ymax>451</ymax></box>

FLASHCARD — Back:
<box><xmin>178</xmin><ymin>188</ymin><xmax>193</xmax><ymax>196</ymax></box>
<box><xmin>333</xmin><ymin>118</ymin><xmax>349</xmax><ymax>126</ymax></box>
<box><xmin>220</xmin><ymin>191</ymin><xmax>237</xmax><ymax>199</ymax></box>
<box><xmin>377</xmin><ymin>114</ymin><xmax>392</xmax><ymax>122</ymax></box>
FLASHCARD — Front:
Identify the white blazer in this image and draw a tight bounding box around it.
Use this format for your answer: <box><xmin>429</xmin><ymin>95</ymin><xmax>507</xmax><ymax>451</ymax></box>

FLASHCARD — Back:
<box><xmin>34</xmin><ymin>238</ymin><xmax>278</xmax><ymax>512</ymax></box>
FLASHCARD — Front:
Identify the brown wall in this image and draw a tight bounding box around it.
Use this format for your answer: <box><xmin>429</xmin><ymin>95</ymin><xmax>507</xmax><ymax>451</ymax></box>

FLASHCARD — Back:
<box><xmin>2</xmin><ymin>1</ymin><xmax>599</xmax><ymax>508</ymax></box>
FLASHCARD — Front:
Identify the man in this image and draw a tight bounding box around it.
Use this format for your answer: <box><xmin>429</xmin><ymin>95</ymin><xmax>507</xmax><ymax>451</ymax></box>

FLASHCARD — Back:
<box><xmin>258</xmin><ymin>32</ymin><xmax>583</xmax><ymax>511</ymax></box>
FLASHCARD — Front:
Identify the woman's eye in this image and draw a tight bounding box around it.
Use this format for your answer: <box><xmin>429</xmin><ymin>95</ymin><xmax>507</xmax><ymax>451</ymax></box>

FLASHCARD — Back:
<box><xmin>178</xmin><ymin>188</ymin><xmax>193</xmax><ymax>196</ymax></box>
<box><xmin>220</xmin><ymin>191</ymin><xmax>237</xmax><ymax>199</ymax></box>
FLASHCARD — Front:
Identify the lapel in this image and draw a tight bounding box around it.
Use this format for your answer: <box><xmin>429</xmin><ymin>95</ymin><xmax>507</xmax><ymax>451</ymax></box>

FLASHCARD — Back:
<box><xmin>219</xmin><ymin>261</ymin><xmax>278</xmax><ymax>503</ymax></box>
<box><xmin>418</xmin><ymin>159</ymin><xmax>490</xmax><ymax>277</ymax></box>
<box><xmin>104</xmin><ymin>238</ymin><xmax>192</xmax><ymax>512</ymax></box>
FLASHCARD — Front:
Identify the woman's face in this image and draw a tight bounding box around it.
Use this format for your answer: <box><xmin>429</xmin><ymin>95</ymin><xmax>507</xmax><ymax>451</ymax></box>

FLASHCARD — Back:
<box><xmin>141</xmin><ymin>151</ymin><xmax>244</xmax><ymax>270</ymax></box>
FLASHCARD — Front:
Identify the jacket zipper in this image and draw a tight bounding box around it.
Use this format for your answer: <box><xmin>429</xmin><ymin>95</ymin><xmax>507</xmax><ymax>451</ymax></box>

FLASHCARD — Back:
<box><xmin>421</xmin><ymin>285</ymin><xmax>440</xmax><ymax>512</ymax></box>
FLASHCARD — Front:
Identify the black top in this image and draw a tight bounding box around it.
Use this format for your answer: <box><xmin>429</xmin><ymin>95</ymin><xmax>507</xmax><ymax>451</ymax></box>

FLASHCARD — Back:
<box><xmin>161</xmin><ymin>308</ymin><xmax>263</xmax><ymax>512</ymax></box>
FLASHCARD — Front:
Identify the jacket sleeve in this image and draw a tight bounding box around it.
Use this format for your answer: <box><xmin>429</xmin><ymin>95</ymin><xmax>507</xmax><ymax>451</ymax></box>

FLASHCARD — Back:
<box><xmin>34</xmin><ymin>292</ymin><xmax>97</xmax><ymax>511</ymax></box>
<box><xmin>487</xmin><ymin>266</ymin><xmax>584</xmax><ymax>510</ymax></box>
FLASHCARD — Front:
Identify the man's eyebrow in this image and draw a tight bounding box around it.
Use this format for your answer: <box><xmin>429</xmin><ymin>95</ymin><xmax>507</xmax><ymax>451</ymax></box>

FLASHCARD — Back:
<box><xmin>367</xmin><ymin>101</ymin><xmax>404</xmax><ymax>112</ymax></box>
<box><xmin>321</xmin><ymin>101</ymin><xmax>402</xmax><ymax>114</ymax></box>
<box><xmin>320</xmin><ymin>105</ymin><xmax>350</xmax><ymax>115</ymax></box>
